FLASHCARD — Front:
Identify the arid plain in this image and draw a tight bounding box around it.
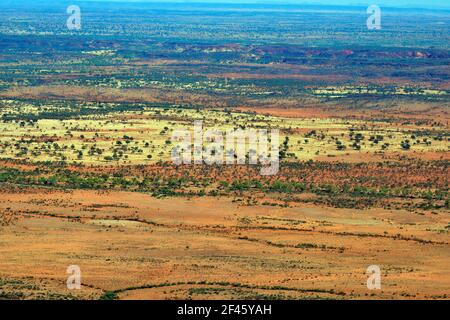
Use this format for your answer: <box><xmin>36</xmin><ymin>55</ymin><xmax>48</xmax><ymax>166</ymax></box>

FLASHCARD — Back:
<box><xmin>0</xmin><ymin>2</ymin><xmax>449</xmax><ymax>300</ymax></box>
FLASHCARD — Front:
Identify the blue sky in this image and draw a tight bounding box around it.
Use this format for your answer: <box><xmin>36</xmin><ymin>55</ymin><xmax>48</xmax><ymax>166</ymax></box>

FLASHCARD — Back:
<box><xmin>78</xmin><ymin>0</ymin><xmax>450</xmax><ymax>9</ymax></box>
<box><xmin>7</xmin><ymin>0</ymin><xmax>450</xmax><ymax>10</ymax></box>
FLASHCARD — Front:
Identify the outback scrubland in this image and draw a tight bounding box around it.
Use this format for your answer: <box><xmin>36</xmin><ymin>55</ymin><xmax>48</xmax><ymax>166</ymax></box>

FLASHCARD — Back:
<box><xmin>0</xmin><ymin>2</ymin><xmax>449</xmax><ymax>300</ymax></box>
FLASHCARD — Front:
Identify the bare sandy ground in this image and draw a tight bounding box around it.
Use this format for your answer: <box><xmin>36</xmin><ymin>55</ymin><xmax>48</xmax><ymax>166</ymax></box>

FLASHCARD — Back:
<box><xmin>0</xmin><ymin>188</ymin><xmax>448</xmax><ymax>300</ymax></box>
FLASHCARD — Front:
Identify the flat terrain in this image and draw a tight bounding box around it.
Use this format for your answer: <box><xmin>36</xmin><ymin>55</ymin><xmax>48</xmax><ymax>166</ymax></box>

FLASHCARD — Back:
<box><xmin>0</xmin><ymin>103</ymin><xmax>448</xmax><ymax>165</ymax></box>
<box><xmin>1</xmin><ymin>188</ymin><xmax>449</xmax><ymax>300</ymax></box>
<box><xmin>0</xmin><ymin>2</ymin><xmax>448</xmax><ymax>300</ymax></box>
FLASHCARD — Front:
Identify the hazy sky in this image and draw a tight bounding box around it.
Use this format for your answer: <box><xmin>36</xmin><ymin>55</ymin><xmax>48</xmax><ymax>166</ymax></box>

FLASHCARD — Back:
<box><xmin>6</xmin><ymin>0</ymin><xmax>450</xmax><ymax>10</ymax></box>
<box><xmin>78</xmin><ymin>0</ymin><xmax>450</xmax><ymax>9</ymax></box>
